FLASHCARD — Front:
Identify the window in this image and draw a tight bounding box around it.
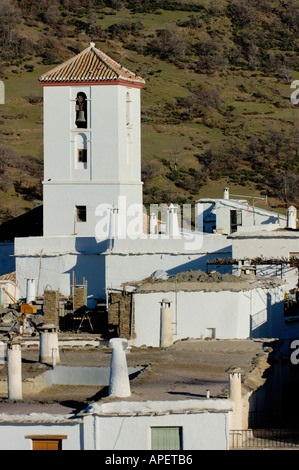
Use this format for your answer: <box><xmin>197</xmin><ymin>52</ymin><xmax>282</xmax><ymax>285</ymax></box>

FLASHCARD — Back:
<box><xmin>230</xmin><ymin>210</ymin><xmax>242</xmax><ymax>233</ymax></box>
<box><xmin>75</xmin><ymin>134</ymin><xmax>88</xmax><ymax>169</ymax></box>
<box><xmin>25</xmin><ymin>435</ymin><xmax>67</xmax><ymax>450</ymax></box>
<box><xmin>126</xmin><ymin>92</ymin><xmax>132</xmax><ymax>127</ymax></box>
<box><xmin>76</xmin><ymin>205</ymin><xmax>87</xmax><ymax>222</ymax></box>
<box><xmin>205</xmin><ymin>328</ymin><xmax>216</xmax><ymax>339</ymax></box>
<box><xmin>78</xmin><ymin>149</ymin><xmax>87</xmax><ymax>163</ymax></box>
<box><xmin>75</xmin><ymin>92</ymin><xmax>87</xmax><ymax>129</ymax></box>
<box><xmin>151</xmin><ymin>427</ymin><xmax>182</xmax><ymax>450</ymax></box>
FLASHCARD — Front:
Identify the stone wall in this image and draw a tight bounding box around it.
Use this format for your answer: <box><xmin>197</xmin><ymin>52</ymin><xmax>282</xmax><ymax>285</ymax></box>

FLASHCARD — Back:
<box><xmin>108</xmin><ymin>292</ymin><xmax>132</xmax><ymax>339</ymax></box>
<box><xmin>73</xmin><ymin>285</ymin><xmax>87</xmax><ymax>313</ymax></box>
<box><xmin>43</xmin><ymin>290</ymin><xmax>60</xmax><ymax>327</ymax></box>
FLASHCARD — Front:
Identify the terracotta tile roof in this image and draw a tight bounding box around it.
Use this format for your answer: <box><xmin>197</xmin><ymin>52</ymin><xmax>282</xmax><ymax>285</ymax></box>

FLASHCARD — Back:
<box><xmin>39</xmin><ymin>43</ymin><xmax>145</xmax><ymax>86</ymax></box>
<box><xmin>0</xmin><ymin>271</ymin><xmax>16</xmax><ymax>282</ymax></box>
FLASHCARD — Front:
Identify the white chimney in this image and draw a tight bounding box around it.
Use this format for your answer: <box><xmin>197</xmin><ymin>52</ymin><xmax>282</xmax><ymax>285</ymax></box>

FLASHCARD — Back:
<box><xmin>26</xmin><ymin>278</ymin><xmax>36</xmax><ymax>304</ymax></box>
<box><xmin>227</xmin><ymin>367</ymin><xmax>243</xmax><ymax>430</ymax></box>
<box><xmin>108</xmin><ymin>338</ymin><xmax>131</xmax><ymax>398</ymax></box>
<box><xmin>287</xmin><ymin>205</ymin><xmax>297</xmax><ymax>229</ymax></box>
<box><xmin>39</xmin><ymin>324</ymin><xmax>60</xmax><ymax>367</ymax></box>
<box><xmin>149</xmin><ymin>213</ymin><xmax>158</xmax><ymax>234</ymax></box>
<box><xmin>7</xmin><ymin>341</ymin><xmax>22</xmax><ymax>400</ymax></box>
<box><xmin>223</xmin><ymin>187</ymin><xmax>229</xmax><ymax>200</ymax></box>
<box><xmin>160</xmin><ymin>298</ymin><xmax>173</xmax><ymax>348</ymax></box>
<box><xmin>166</xmin><ymin>204</ymin><xmax>180</xmax><ymax>237</ymax></box>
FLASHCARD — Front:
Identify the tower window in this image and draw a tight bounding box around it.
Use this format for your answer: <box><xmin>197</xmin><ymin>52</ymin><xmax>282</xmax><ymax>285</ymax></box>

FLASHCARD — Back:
<box><xmin>75</xmin><ymin>92</ymin><xmax>87</xmax><ymax>129</ymax></box>
<box><xmin>126</xmin><ymin>92</ymin><xmax>132</xmax><ymax>127</ymax></box>
<box><xmin>78</xmin><ymin>149</ymin><xmax>87</xmax><ymax>163</ymax></box>
<box><xmin>76</xmin><ymin>206</ymin><xmax>87</xmax><ymax>222</ymax></box>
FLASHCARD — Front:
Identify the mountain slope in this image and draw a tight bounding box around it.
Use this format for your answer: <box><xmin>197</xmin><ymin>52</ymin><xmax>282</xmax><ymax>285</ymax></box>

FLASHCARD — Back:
<box><xmin>0</xmin><ymin>0</ymin><xmax>298</xmax><ymax>222</ymax></box>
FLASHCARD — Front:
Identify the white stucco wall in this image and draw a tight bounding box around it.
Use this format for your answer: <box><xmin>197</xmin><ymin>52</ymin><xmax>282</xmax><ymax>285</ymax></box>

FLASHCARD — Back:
<box><xmin>14</xmin><ymin>232</ymin><xmax>232</xmax><ymax>304</ymax></box>
<box><xmin>132</xmin><ymin>285</ymin><xmax>285</xmax><ymax>347</ymax></box>
<box><xmin>83</xmin><ymin>400</ymin><xmax>232</xmax><ymax>450</ymax></box>
<box><xmin>0</xmin><ymin>422</ymin><xmax>82</xmax><ymax>450</ymax></box>
<box><xmin>43</xmin><ymin>182</ymin><xmax>143</xmax><ymax>237</ymax></box>
<box><xmin>106</xmin><ymin>233</ymin><xmax>232</xmax><ymax>289</ymax></box>
<box><xmin>0</xmin><ymin>280</ymin><xmax>20</xmax><ymax>307</ymax></box>
<box><xmin>231</xmin><ymin>232</ymin><xmax>299</xmax><ymax>260</ymax></box>
<box><xmin>43</xmin><ymin>84</ymin><xmax>143</xmax><ymax>237</ymax></box>
<box><xmin>196</xmin><ymin>199</ymin><xmax>287</xmax><ymax>234</ymax></box>
<box><xmin>0</xmin><ymin>399</ymin><xmax>232</xmax><ymax>450</ymax></box>
<box><xmin>15</xmin><ymin>236</ymin><xmax>107</xmax><ymax>305</ymax></box>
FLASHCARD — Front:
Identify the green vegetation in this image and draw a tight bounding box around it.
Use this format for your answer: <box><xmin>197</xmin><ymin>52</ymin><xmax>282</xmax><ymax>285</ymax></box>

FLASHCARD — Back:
<box><xmin>0</xmin><ymin>0</ymin><xmax>298</xmax><ymax>222</ymax></box>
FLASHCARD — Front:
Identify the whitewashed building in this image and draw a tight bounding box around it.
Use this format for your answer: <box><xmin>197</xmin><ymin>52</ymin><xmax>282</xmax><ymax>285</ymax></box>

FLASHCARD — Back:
<box><xmin>14</xmin><ymin>44</ymin><xmax>232</xmax><ymax>306</ymax></box>
<box><xmin>131</xmin><ymin>275</ymin><xmax>286</xmax><ymax>347</ymax></box>
<box><xmin>12</xmin><ymin>43</ymin><xmax>297</xmax><ymax>312</ymax></box>
<box><xmin>196</xmin><ymin>187</ymin><xmax>288</xmax><ymax>235</ymax></box>
<box><xmin>0</xmin><ymin>337</ymin><xmax>272</xmax><ymax>450</ymax></box>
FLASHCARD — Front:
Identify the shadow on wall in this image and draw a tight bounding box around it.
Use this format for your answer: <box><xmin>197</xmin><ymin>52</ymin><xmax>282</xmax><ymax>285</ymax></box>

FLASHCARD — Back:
<box><xmin>250</xmin><ymin>293</ymin><xmax>295</xmax><ymax>340</ymax></box>
<box><xmin>248</xmin><ymin>339</ymin><xmax>299</xmax><ymax>430</ymax></box>
<box><xmin>64</xmin><ymin>241</ymin><xmax>232</xmax><ymax>309</ymax></box>
<box><xmin>64</xmin><ymin>237</ymin><xmax>110</xmax><ymax>308</ymax></box>
<box><xmin>165</xmin><ymin>247</ymin><xmax>233</xmax><ymax>277</ymax></box>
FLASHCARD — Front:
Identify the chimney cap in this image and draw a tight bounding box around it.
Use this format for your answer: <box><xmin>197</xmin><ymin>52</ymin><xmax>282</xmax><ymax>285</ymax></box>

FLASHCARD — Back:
<box><xmin>109</xmin><ymin>337</ymin><xmax>129</xmax><ymax>350</ymax></box>
<box><xmin>226</xmin><ymin>366</ymin><xmax>243</xmax><ymax>374</ymax></box>
<box><xmin>39</xmin><ymin>323</ymin><xmax>57</xmax><ymax>331</ymax></box>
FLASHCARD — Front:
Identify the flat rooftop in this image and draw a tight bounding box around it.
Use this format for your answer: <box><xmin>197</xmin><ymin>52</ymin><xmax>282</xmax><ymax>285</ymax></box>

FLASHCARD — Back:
<box><xmin>0</xmin><ymin>335</ymin><xmax>274</xmax><ymax>417</ymax></box>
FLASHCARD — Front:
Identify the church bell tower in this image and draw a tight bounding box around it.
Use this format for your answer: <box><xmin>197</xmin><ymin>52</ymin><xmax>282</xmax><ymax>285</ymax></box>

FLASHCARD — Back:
<box><xmin>39</xmin><ymin>43</ymin><xmax>145</xmax><ymax>238</ymax></box>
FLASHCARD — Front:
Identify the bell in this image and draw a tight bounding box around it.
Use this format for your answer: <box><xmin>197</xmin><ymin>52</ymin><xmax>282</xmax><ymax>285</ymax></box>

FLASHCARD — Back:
<box><xmin>76</xmin><ymin>111</ymin><xmax>86</xmax><ymax>123</ymax></box>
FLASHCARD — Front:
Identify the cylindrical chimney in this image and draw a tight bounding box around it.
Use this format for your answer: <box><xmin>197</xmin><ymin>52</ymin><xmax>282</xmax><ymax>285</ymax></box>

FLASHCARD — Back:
<box><xmin>26</xmin><ymin>278</ymin><xmax>36</xmax><ymax>304</ymax></box>
<box><xmin>223</xmin><ymin>187</ymin><xmax>229</xmax><ymax>200</ymax></box>
<box><xmin>287</xmin><ymin>205</ymin><xmax>297</xmax><ymax>229</ymax></box>
<box><xmin>149</xmin><ymin>213</ymin><xmax>158</xmax><ymax>235</ymax></box>
<box><xmin>166</xmin><ymin>204</ymin><xmax>180</xmax><ymax>237</ymax></box>
<box><xmin>160</xmin><ymin>298</ymin><xmax>173</xmax><ymax>348</ymax></box>
<box><xmin>108</xmin><ymin>338</ymin><xmax>131</xmax><ymax>398</ymax></box>
<box><xmin>7</xmin><ymin>341</ymin><xmax>22</xmax><ymax>400</ymax></box>
<box><xmin>227</xmin><ymin>367</ymin><xmax>243</xmax><ymax>430</ymax></box>
<box><xmin>39</xmin><ymin>324</ymin><xmax>60</xmax><ymax>366</ymax></box>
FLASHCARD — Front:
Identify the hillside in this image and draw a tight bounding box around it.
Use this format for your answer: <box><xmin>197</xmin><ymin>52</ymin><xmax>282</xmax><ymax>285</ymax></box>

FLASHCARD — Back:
<box><xmin>0</xmin><ymin>0</ymin><xmax>298</xmax><ymax>224</ymax></box>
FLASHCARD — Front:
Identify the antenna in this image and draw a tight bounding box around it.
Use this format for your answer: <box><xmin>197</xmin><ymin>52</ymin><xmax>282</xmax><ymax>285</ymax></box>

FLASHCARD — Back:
<box><xmin>229</xmin><ymin>193</ymin><xmax>268</xmax><ymax>225</ymax></box>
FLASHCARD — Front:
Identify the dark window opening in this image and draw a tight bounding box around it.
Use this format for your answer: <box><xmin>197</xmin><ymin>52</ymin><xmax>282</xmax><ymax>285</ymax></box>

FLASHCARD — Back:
<box><xmin>76</xmin><ymin>205</ymin><xmax>87</xmax><ymax>223</ymax></box>
<box><xmin>230</xmin><ymin>210</ymin><xmax>242</xmax><ymax>233</ymax></box>
<box><xmin>78</xmin><ymin>149</ymin><xmax>87</xmax><ymax>163</ymax></box>
<box><xmin>75</xmin><ymin>92</ymin><xmax>87</xmax><ymax>129</ymax></box>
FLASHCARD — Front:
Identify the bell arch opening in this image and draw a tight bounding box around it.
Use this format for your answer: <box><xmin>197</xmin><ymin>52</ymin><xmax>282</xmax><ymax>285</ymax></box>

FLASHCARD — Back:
<box><xmin>75</xmin><ymin>92</ymin><xmax>87</xmax><ymax>129</ymax></box>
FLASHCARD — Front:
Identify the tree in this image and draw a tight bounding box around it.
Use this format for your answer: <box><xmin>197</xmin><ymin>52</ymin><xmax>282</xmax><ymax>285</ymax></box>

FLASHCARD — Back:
<box><xmin>247</xmin><ymin>136</ymin><xmax>262</xmax><ymax>162</ymax></box>
<box><xmin>0</xmin><ymin>0</ymin><xmax>21</xmax><ymax>49</ymax></box>
<box><xmin>271</xmin><ymin>172</ymin><xmax>299</xmax><ymax>204</ymax></box>
<box><xmin>265</xmin><ymin>130</ymin><xmax>288</xmax><ymax>160</ymax></box>
<box><xmin>147</xmin><ymin>27</ymin><xmax>187</xmax><ymax>61</ymax></box>
<box><xmin>227</xmin><ymin>0</ymin><xmax>257</xmax><ymax>27</ymax></box>
<box><xmin>43</xmin><ymin>3</ymin><xmax>61</xmax><ymax>26</ymax></box>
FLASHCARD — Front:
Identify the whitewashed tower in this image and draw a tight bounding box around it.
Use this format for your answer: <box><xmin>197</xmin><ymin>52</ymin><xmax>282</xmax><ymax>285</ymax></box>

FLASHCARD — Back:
<box><xmin>39</xmin><ymin>43</ymin><xmax>145</xmax><ymax>237</ymax></box>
